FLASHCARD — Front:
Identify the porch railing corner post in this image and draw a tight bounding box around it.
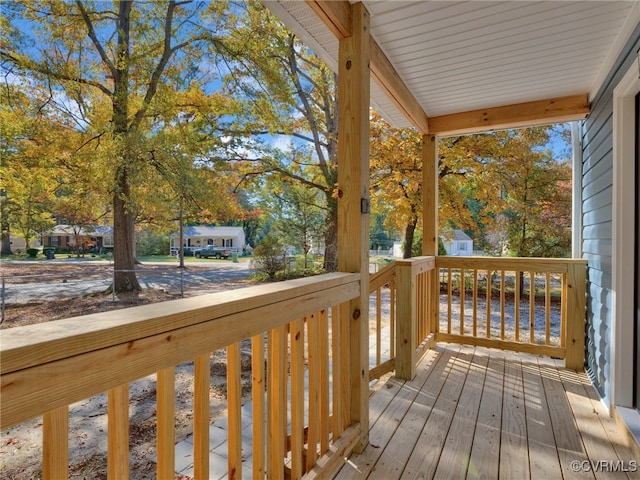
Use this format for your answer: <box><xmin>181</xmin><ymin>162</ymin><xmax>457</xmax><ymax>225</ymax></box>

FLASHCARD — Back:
<box><xmin>564</xmin><ymin>261</ymin><xmax>587</xmax><ymax>370</ymax></box>
<box><xmin>396</xmin><ymin>261</ymin><xmax>416</xmax><ymax>380</ymax></box>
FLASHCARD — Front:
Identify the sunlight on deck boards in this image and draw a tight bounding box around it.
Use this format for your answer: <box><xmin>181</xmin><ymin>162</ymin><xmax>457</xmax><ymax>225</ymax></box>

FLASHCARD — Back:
<box><xmin>333</xmin><ymin>344</ymin><xmax>640</xmax><ymax>480</ymax></box>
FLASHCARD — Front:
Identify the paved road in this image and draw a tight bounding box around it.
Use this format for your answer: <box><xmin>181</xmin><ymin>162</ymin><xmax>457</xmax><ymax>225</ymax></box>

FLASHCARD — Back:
<box><xmin>1</xmin><ymin>261</ymin><xmax>252</xmax><ymax>304</ymax></box>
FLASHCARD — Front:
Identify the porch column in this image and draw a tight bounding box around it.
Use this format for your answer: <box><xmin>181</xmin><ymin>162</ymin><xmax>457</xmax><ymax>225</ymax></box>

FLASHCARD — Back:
<box><xmin>422</xmin><ymin>134</ymin><xmax>439</xmax><ymax>334</ymax></box>
<box><xmin>337</xmin><ymin>1</ymin><xmax>370</xmax><ymax>452</ymax></box>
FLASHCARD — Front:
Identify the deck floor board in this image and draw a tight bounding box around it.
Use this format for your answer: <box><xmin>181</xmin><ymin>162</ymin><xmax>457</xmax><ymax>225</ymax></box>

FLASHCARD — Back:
<box><xmin>333</xmin><ymin>344</ymin><xmax>640</xmax><ymax>480</ymax></box>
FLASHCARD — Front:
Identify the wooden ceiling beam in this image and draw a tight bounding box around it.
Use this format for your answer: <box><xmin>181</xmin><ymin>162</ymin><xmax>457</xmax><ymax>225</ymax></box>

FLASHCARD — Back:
<box><xmin>428</xmin><ymin>95</ymin><xmax>590</xmax><ymax>136</ymax></box>
<box><xmin>305</xmin><ymin>0</ymin><xmax>351</xmax><ymax>39</ymax></box>
<box><xmin>306</xmin><ymin>0</ymin><xmax>431</xmax><ymax>134</ymax></box>
<box><xmin>370</xmin><ymin>38</ymin><xmax>430</xmax><ymax>134</ymax></box>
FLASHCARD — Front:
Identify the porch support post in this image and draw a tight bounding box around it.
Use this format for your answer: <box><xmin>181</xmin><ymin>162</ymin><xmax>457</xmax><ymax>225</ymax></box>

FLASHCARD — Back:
<box><xmin>422</xmin><ymin>134</ymin><xmax>439</xmax><ymax>334</ymax></box>
<box><xmin>337</xmin><ymin>1</ymin><xmax>370</xmax><ymax>452</ymax></box>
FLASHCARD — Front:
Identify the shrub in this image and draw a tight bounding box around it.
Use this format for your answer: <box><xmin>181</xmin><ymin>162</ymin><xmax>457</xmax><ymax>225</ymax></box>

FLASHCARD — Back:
<box><xmin>252</xmin><ymin>237</ymin><xmax>285</xmax><ymax>280</ymax></box>
<box><xmin>136</xmin><ymin>231</ymin><xmax>170</xmax><ymax>256</ymax></box>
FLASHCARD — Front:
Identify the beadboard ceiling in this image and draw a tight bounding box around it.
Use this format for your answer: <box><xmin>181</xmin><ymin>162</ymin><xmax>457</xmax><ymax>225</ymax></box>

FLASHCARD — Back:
<box><xmin>264</xmin><ymin>1</ymin><xmax>639</xmax><ymax>130</ymax></box>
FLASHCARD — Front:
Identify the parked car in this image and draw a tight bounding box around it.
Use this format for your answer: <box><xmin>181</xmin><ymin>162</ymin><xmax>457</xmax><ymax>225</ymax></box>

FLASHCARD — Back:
<box><xmin>174</xmin><ymin>246</ymin><xmax>197</xmax><ymax>257</ymax></box>
<box><xmin>194</xmin><ymin>246</ymin><xmax>230</xmax><ymax>259</ymax></box>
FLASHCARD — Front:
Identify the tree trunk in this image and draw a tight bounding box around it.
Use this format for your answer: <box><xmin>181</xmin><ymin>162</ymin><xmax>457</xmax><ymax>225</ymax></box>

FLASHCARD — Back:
<box><xmin>323</xmin><ymin>198</ymin><xmax>338</xmax><ymax>272</ymax></box>
<box><xmin>1</xmin><ymin>224</ymin><xmax>12</xmax><ymax>256</ymax></box>
<box><xmin>403</xmin><ymin>220</ymin><xmax>417</xmax><ymax>259</ymax></box>
<box><xmin>112</xmin><ymin>165</ymin><xmax>141</xmax><ymax>292</ymax></box>
<box><xmin>110</xmin><ymin>1</ymin><xmax>140</xmax><ymax>293</ymax></box>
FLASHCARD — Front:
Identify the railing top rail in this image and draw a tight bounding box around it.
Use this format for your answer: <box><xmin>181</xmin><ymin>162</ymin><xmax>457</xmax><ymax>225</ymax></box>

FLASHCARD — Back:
<box><xmin>369</xmin><ymin>261</ymin><xmax>396</xmax><ymax>291</ymax></box>
<box><xmin>1</xmin><ymin>272</ymin><xmax>359</xmax><ymax>376</ymax></box>
<box><xmin>435</xmin><ymin>256</ymin><xmax>587</xmax><ymax>273</ymax></box>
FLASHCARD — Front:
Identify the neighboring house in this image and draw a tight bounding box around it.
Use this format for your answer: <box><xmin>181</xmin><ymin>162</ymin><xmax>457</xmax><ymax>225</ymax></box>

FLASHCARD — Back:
<box><xmin>42</xmin><ymin>225</ymin><xmax>114</xmax><ymax>252</ymax></box>
<box><xmin>6</xmin><ymin>236</ymin><xmax>41</xmax><ymax>253</ymax></box>
<box><xmin>440</xmin><ymin>230</ymin><xmax>473</xmax><ymax>256</ymax></box>
<box><xmin>579</xmin><ymin>23</ymin><xmax>640</xmax><ymax>433</ymax></box>
<box><xmin>170</xmin><ymin>226</ymin><xmax>246</xmax><ymax>254</ymax></box>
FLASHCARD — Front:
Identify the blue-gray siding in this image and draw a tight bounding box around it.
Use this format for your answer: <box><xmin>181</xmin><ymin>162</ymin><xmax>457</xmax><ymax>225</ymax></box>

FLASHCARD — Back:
<box><xmin>581</xmin><ymin>25</ymin><xmax>640</xmax><ymax>404</ymax></box>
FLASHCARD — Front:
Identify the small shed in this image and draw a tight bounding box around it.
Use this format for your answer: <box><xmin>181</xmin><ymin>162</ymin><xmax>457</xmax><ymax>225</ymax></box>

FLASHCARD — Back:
<box><xmin>170</xmin><ymin>226</ymin><xmax>246</xmax><ymax>254</ymax></box>
<box><xmin>441</xmin><ymin>230</ymin><xmax>473</xmax><ymax>256</ymax></box>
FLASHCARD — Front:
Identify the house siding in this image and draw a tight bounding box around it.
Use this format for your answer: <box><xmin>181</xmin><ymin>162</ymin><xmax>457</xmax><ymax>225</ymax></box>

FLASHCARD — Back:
<box><xmin>581</xmin><ymin>25</ymin><xmax>640</xmax><ymax>403</ymax></box>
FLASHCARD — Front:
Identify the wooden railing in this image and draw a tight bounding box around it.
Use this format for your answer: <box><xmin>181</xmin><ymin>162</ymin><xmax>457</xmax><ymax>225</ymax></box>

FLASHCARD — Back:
<box><xmin>366</xmin><ymin>256</ymin><xmax>587</xmax><ymax>382</ymax></box>
<box><xmin>368</xmin><ymin>256</ymin><xmax>437</xmax><ymax>381</ymax></box>
<box><xmin>434</xmin><ymin>257</ymin><xmax>587</xmax><ymax>369</ymax></box>
<box><xmin>0</xmin><ymin>256</ymin><xmax>588</xmax><ymax>479</ymax></box>
<box><xmin>368</xmin><ymin>261</ymin><xmax>396</xmax><ymax>379</ymax></box>
<box><xmin>1</xmin><ymin>272</ymin><xmax>363</xmax><ymax>480</ymax></box>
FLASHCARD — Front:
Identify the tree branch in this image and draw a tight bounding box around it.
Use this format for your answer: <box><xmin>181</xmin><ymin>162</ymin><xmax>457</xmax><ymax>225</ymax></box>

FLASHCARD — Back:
<box><xmin>75</xmin><ymin>0</ymin><xmax>117</xmax><ymax>77</ymax></box>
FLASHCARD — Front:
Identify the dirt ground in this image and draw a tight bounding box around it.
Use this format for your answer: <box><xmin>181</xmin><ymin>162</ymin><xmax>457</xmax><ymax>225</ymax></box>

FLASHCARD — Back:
<box><xmin>0</xmin><ymin>261</ymin><xmax>254</xmax><ymax>480</ymax></box>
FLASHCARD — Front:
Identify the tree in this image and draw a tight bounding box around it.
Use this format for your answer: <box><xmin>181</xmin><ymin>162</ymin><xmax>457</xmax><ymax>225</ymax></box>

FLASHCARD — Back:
<box><xmin>2</xmin><ymin>1</ymin><xmax>232</xmax><ymax>291</ymax></box>
<box><xmin>219</xmin><ymin>0</ymin><xmax>340</xmax><ymax>270</ymax></box>
<box><xmin>490</xmin><ymin>132</ymin><xmax>572</xmax><ymax>257</ymax></box>
<box><xmin>267</xmin><ymin>181</ymin><xmax>325</xmax><ymax>269</ymax></box>
<box><xmin>370</xmin><ymin>112</ymin><xmax>423</xmax><ymax>258</ymax></box>
<box><xmin>369</xmin><ymin>115</ymin><xmax>571</xmax><ymax>258</ymax></box>
<box><xmin>252</xmin><ymin>236</ymin><xmax>285</xmax><ymax>280</ymax></box>
<box><xmin>0</xmin><ymin>82</ymin><xmax>69</xmax><ymax>252</ymax></box>
<box><xmin>440</xmin><ymin>127</ymin><xmax>572</xmax><ymax>257</ymax></box>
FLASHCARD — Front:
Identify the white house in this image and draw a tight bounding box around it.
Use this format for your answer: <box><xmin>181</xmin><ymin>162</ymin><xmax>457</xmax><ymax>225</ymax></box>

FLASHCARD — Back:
<box><xmin>441</xmin><ymin>230</ymin><xmax>473</xmax><ymax>256</ymax></box>
<box><xmin>170</xmin><ymin>226</ymin><xmax>246</xmax><ymax>254</ymax></box>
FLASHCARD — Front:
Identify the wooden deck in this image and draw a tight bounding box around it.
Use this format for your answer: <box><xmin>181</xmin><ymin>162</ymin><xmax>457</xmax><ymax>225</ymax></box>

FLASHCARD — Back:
<box><xmin>334</xmin><ymin>344</ymin><xmax>640</xmax><ymax>479</ymax></box>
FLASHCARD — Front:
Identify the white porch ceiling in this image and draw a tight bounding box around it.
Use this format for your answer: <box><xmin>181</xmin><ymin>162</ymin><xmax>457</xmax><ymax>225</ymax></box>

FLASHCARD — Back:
<box><xmin>264</xmin><ymin>1</ymin><xmax>639</xmax><ymax>130</ymax></box>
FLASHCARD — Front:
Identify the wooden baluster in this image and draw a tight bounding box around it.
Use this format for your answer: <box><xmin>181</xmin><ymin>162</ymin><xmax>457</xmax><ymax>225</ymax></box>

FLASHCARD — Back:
<box><xmin>529</xmin><ymin>272</ymin><xmax>536</xmax><ymax>344</ymax></box>
<box><xmin>500</xmin><ymin>271</ymin><xmax>506</xmax><ymax>340</ymax></box>
<box><xmin>194</xmin><ymin>354</ymin><xmax>210</xmax><ymax>480</ymax></box>
<box><xmin>108</xmin><ymin>383</ymin><xmax>129</xmax><ymax>480</ymax></box>
<box><xmin>318</xmin><ymin>309</ymin><xmax>330</xmax><ymax>455</ymax></box>
<box><xmin>390</xmin><ymin>279</ymin><xmax>396</xmax><ymax>357</ymax></box>
<box><xmin>251</xmin><ymin>334</ymin><xmax>266</xmax><ymax>479</ymax></box>
<box><xmin>267</xmin><ymin>326</ymin><xmax>287</xmax><ymax>480</ymax></box>
<box><xmin>307</xmin><ymin>314</ymin><xmax>320</xmax><ymax>470</ymax></box>
<box><xmin>227</xmin><ymin>343</ymin><xmax>242</xmax><ymax>480</ymax></box>
<box><xmin>416</xmin><ymin>274</ymin><xmax>421</xmax><ymax>343</ymax></box>
<box><xmin>331</xmin><ymin>306</ymin><xmax>343</xmax><ymax>438</ymax></box>
<box><xmin>486</xmin><ymin>270</ymin><xmax>492</xmax><ymax>338</ymax></box>
<box><xmin>545</xmin><ymin>273</ymin><xmax>551</xmax><ymax>345</ymax></box>
<box><xmin>460</xmin><ymin>269</ymin><xmax>465</xmax><ymax>335</ymax></box>
<box><xmin>447</xmin><ymin>268</ymin><xmax>452</xmax><ymax>334</ymax></box>
<box><xmin>290</xmin><ymin>319</ymin><xmax>305</xmax><ymax>479</ymax></box>
<box><xmin>376</xmin><ymin>287</ymin><xmax>382</xmax><ymax>365</ymax></box>
<box><xmin>515</xmin><ymin>272</ymin><xmax>521</xmax><ymax>342</ymax></box>
<box><xmin>472</xmin><ymin>269</ymin><xmax>478</xmax><ymax>337</ymax></box>
<box><xmin>339</xmin><ymin>301</ymin><xmax>350</xmax><ymax>429</ymax></box>
<box><xmin>43</xmin><ymin>406</ymin><xmax>68</xmax><ymax>480</ymax></box>
<box><xmin>157</xmin><ymin>367</ymin><xmax>175</xmax><ymax>480</ymax></box>
<box><xmin>418</xmin><ymin>272</ymin><xmax>425</xmax><ymax>343</ymax></box>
